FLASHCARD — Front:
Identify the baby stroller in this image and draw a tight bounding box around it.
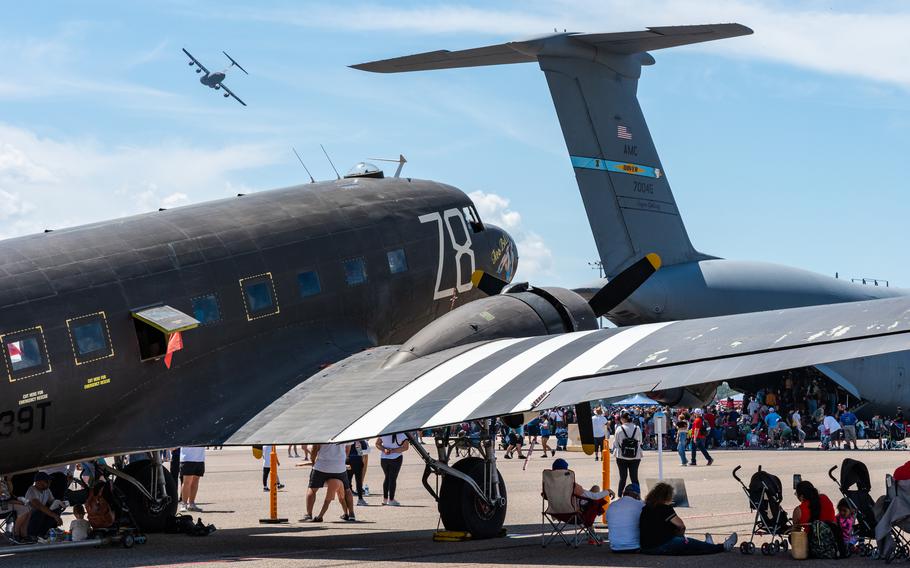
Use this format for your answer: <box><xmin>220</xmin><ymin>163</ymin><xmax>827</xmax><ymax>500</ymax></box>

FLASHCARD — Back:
<box><xmin>872</xmin><ymin>474</ymin><xmax>910</xmax><ymax>562</ymax></box>
<box><xmin>733</xmin><ymin>465</ymin><xmax>791</xmax><ymax>555</ymax></box>
<box><xmin>829</xmin><ymin>458</ymin><xmax>878</xmax><ymax>556</ymax></box>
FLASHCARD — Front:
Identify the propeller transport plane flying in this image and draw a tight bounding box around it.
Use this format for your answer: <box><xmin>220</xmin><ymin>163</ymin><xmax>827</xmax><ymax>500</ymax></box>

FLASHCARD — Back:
<box><xmin>2</xmin><ymin>23</ymin><xmax>910</xmax><ymax>540</ymax></box>
<box><xmin>182</xmin><ymin>48</ymin><xmax>248</xmax><ymax>106</ymax></box>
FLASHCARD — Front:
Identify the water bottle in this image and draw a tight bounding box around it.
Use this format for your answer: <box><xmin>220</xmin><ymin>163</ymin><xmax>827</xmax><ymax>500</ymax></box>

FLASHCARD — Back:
<box><xmin>48</xmin><ymin>528</ymin><xmax>58</xmax><ymax>541</ymax></box>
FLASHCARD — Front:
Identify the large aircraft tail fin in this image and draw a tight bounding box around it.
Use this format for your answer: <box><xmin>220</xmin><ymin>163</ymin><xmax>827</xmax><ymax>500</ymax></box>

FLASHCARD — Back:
<box><xmin>354</xmin><ymin>24</ymin><xmax>752</xmax><ymax>277</ymax></box>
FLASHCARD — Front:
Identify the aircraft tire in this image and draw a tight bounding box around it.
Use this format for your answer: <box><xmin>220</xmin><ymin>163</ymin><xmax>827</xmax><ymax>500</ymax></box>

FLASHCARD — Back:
<box><xmin>438</xmin><ymin>457</ymin><xmax>507</xmax><ymax>539</ymax></box>
<box><xmin>115</xmin><ymin>461</ymin><xmax>178</xmax><ymax>533</ymax></box>
<box><xmin>438</xmin><ymin>457</ymin><xmax>482</xmax><ymax>532</ymax></box>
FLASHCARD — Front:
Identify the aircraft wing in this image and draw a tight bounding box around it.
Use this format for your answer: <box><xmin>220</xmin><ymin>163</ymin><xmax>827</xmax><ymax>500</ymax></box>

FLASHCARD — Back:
<box><xmin>219</xmin><ymin>82</ymin><xmax>247</xmax><ymax>106</ymax></box>
<box><xmin>182</xmin><ymin>48</ymin><xmax>209</xmax><ymax>74</ymax></box>
<box><xmin>228</xmin><ymin>296</ymin><xmax>910</xmax><ymax>445</ymax></box>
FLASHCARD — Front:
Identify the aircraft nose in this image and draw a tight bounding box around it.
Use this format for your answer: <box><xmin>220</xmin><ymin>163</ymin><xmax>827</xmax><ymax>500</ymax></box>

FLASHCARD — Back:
<box><xmin>476</xmin><ymin>224</ymin><xmax>518</xmax><ymax>284</ymax></box>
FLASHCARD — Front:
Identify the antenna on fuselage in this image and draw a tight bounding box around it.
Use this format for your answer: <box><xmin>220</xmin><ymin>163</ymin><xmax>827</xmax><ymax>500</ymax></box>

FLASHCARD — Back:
<box><xmin>367</xmin><ymin>154</ymin><xmax>408</xmax><ymax>178</ymax></box>
<box><xmin>292</xmin><ymin>147</ymin><xmax>316</xmax><ymax>183</ymax></box>
<box><xmin>320</xmin><ymin>144</ymin><xmax>341</xmax><ymax>180</ymax></box>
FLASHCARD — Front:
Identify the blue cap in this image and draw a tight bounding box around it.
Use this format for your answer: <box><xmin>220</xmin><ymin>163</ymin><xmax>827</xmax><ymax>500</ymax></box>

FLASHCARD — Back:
<box><xmin>625</xmin><ymin>483</ymin><xmax>641</xmax><ymax>495</ymax></box>
<box><xmin>552</xmin><ymin>458</ymin><xmax>569</xmax><ymax>470</ymax></box>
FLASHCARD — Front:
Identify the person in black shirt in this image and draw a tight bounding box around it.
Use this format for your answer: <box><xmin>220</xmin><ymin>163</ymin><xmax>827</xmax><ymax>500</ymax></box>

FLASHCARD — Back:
<box><xmin>640</xmin><ymin>482</ymin><xmax>737</xmax><ymax>555</ymax></box>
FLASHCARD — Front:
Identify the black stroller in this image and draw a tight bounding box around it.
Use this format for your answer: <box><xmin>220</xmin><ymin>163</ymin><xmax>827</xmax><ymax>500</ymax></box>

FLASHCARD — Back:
<box><xmin>829</xmin><ymin>458</ymin><xmax>878</xmax><ymax>556</ymax></box>
<box><xmin>733</xmin><ymin>465</ymin><xmax>791</xmax><ymax>555</ymax></box>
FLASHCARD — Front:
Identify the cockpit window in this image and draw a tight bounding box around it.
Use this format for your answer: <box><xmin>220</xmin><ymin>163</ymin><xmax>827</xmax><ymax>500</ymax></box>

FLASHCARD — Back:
<box><xmin>463</xmin><ymin>205</ymin><xmax>485</xmax><ymax>233</ymax></box>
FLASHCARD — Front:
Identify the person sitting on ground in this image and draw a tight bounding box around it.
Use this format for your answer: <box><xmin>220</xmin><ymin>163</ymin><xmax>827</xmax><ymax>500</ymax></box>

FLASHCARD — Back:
<box><xmin>639</xmin><ymin>482</ymin><xmax>737</xmax><ymax>555</ymax></box>
<box><xmin>605</xmin><ymin>483</ymin><xmax>644</xmax><ymax>553</ymax></box>
<box><xmin>792</xmin><ymin>479</ymin><xmax>844</xmax><ymax>557</ymax></box>
<box><xmin>548</xmin><ymin>458</ymin><xmax>613</xmax><ymax>524</ymax></box>
<box><xmin>69</xmin><ymin>503</ymin><xmax>91</xmax><ymax>542</ymax></box>
<box><xmin>23</xmin><ymin>472</ymin><xmax>63</xmax><ymax>540</ymax></box>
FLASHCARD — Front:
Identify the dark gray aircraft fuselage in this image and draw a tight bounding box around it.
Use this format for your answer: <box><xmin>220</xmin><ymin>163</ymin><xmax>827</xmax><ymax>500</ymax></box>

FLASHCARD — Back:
<box><xmin>201</xmin><ymin>72</ymin><xmax>225</xmax><ymax>88</ymax></box>
<box><xmin>0</xmin><ymin>177</ymin><xmax>515</xmax><ymax>474</ymax></box>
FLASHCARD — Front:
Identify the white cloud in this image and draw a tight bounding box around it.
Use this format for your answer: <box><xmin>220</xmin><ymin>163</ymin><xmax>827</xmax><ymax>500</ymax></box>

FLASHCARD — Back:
<box><xmin>469</xmin><ymin>190</ymin><xmax>553</xmax><ymax>281</ymax></box>
<box><xmin>0</xmin><ymin>123</ymin><xmax>279</xmax><ymax>239</ymax></box>
<box><xmin>250</xmin><ymin>1</ymin><xmax>910</xmax><ymax>89</ymax></box>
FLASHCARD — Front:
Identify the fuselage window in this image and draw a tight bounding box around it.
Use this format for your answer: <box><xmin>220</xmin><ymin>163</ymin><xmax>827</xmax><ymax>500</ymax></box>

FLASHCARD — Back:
<box><xmin>387</xmin><ymin>249</ymin><xmax>408</xmax><ymax>274</ymax></box>
<box><xmin>191</xmin><ymin>294</ymin><xmax>222</xmax><ymax>325</ymax></box>
<box><xmin>1</xmin><ymin>326</ymin><xmax>52</xmax><ymax>382</ymax></box>
<box><xmin>239</xmin><ymin>273</ymin><xmax>280</xmax><ymax>320</ymax></box>
<box><xmin>66</xmin><ymin>312</ymin><xmax>114</xmax><ymax>365</ymax></box>
<box><xmin>343</xmin><ymin>258</ymin><xmax>367</xmax><ymax>286</ymax></box>
<box><xmin>297</xmin><ymin>270</ymin><xmax>321</xmax><ymax>297</ymax></box>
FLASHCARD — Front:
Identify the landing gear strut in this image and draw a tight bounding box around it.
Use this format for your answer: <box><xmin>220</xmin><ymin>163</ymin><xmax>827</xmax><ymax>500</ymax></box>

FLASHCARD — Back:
<box><xmin>107</xmin><ymin>453</ymin><xmax>177</xmax><ymax>532</ymax></box>
<box><xmin>407</xmin><ymin>419</ymin><xmax>507</xmax><ymax>539</ymax></box>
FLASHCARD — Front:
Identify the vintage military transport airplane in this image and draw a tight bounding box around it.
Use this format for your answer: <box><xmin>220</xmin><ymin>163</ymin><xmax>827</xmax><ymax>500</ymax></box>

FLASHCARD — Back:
<box><xmin>0</xmin><ymin>169</ymin><xmax>515</xmax><ymax>528</ymax></box>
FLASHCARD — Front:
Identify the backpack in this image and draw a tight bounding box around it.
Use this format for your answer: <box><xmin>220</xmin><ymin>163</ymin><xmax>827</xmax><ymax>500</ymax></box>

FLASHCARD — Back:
<box><xmin>808</xmin><ymin>520</ymin><xmax>838</xmax><ymax>559</ymax></box>
<box><xmin>618</xmin><ymin>425</ymin><xmax>640</xmax><ymax>459</ymax></box>
<box><xmin>85</xmin><ymin>486</ymin><xmax>114</xmax><ymax>529</ymax></box>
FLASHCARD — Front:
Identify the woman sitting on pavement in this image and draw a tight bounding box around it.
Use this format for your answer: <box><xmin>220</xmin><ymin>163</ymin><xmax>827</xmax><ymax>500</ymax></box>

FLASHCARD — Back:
<box><xmin>792</xmin><ymin>480</ymin><xmax>845</xmax><ymax>557</ymax></box>
<box><xmin>640</xmin><ymin>482</ymin><xmax>737</xmax><ymax>555</ymax></box>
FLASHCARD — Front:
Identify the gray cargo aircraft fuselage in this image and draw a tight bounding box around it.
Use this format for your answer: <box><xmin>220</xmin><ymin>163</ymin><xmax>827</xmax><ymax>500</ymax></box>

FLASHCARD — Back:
<box><xmin>0</xmin><ymin>177</ymin><xmax>515</xmax><ymax>474</ymax></box>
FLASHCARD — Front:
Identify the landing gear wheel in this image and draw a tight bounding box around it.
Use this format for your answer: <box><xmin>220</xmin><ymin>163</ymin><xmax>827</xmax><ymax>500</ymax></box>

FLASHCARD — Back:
<box><xmin>114</xmin><ymin>461</ymin><xmax>177</xmax><ymax>533</ymax></box>
<box><xmin>438</xmin><ymin>457</ymin><xmax>507</xmax><ymax>539</ymax></box>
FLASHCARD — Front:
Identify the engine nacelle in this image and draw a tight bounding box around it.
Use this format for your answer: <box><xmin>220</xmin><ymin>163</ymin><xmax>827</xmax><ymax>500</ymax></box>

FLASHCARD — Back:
<box><xmin>384</xmin><ymin>285</ymin><xmax>598</xmax><ymax>368</ymax></box>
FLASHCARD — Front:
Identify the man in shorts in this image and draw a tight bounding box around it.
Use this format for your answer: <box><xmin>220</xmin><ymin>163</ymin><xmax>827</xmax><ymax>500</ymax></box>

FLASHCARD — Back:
<box><xmin>179</xmin><ymin>446</ymin><xmax>205</xmax><ymax>512</ymax></box>
<box><xmin>303</xmin><ymin>443</ymin><xmax>354</xmax><ymax>522</ymax></box>
<box><xmin>840</xmin><ymin>407</ymin><xmax>859</xmax><ymax>450</ymax></box>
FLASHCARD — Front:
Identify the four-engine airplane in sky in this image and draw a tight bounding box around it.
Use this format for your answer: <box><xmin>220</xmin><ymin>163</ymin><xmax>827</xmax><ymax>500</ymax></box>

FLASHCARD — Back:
<box><xmin>181</xmin><ymin>48</ymin><xmax>248</xmax><ymax>106</ymax></box>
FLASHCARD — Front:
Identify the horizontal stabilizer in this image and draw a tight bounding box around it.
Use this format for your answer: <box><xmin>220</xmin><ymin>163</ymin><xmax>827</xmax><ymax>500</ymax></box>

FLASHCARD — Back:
<box><xmin>352</xmin><ymin>24</ymin><xmax>752</xmax><ymax>73</ymax></box>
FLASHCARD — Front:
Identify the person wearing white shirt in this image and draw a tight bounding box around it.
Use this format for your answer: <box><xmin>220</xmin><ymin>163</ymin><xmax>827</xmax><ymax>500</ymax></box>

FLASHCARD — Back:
<box><xmin>304</xmin><ymin>443</ymin><xmax>355</xmax><ymax>522</ymax></box>
<box><xmin>260</xmin><ymin>445</ymin><xmax>285</xmax><ymax>492</ymax></box>
<box><xmin>179</xmin><ymin>447</ymin><xmax>205</xmax><ymax>512</ymax></box>
<box><xmin>591</xmin><ymin>408</ymin><xmax>608</xmax><ymax>461</ymax></box>
<box><xmin>606</xmin><ymin>483</ymin><xmax>645</xmax><ymax>552</ymax></box>
<box><xmin>376</xmin><ymin>434</ymin><xmax>410</xmax><ymax>506</ymax></box>
<box><xmin>823</xmin><ymin>414</ymin><xmax>842</xmax><ymax>449</ymax></box>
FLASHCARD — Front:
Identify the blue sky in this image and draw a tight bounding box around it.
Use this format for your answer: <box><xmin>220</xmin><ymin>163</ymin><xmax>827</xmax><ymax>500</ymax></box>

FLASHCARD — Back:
<box><xmin>2</xmin><ymin>1</ymin><xmax>909</xmax><ymax>289</ymax></box>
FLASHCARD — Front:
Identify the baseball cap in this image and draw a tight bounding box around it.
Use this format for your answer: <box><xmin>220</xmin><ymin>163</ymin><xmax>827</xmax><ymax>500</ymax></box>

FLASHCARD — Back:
<box><xmin>625</xmin><ymin>483</ymin><xmax>641</xmax><ymax>495</ymax></box>
<box><xmin>694</xmin><ymin>408</ymin><xmax>704</xmax><ymax>415</ymax></box>
<box><xmin>552</xmin><ymin>458</ymin><xmax>569</xmax><ymax>470</ymax></box>
<box><xmin>769</xmin><ymin>407</ymin><xmax>775</xmax><ymax>412</ymax></box>
<box><xmin>34</xmin><ymin>471</ymin><xmax>50</xmax><ymax>483</ymax></box>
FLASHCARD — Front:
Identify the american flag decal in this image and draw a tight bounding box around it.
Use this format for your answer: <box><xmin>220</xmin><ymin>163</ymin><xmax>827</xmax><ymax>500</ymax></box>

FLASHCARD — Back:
<box><xmin>617</xmin><ymin>125</ymin><xmax>632</xmax><ymax>140</ymax></box>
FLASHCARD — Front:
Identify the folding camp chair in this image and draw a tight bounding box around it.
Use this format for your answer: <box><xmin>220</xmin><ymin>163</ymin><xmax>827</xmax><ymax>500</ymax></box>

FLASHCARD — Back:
<box><xmin>541</xmin><ymin>469</ymin><xmax>602</xmax><ymax>548</ymax></box>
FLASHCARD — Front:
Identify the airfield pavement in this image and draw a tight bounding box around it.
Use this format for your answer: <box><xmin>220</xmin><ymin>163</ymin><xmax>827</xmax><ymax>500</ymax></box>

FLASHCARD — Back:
<box><xmin>3</xmin><ymin>443</ymin><xmax>908</xmax><ymax>567</ymax></box>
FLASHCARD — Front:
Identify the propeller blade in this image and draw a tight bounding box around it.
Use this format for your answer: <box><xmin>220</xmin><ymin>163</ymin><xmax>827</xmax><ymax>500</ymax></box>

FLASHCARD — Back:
<box><xmin>588</xmin><ymin>253</ymin><xmax>661</xmax><ymax>317</ymax></box>
<box><xmin>471</xmin><ymin>269</ymin><xmax>509</xmax><ymax>296</ymax></box>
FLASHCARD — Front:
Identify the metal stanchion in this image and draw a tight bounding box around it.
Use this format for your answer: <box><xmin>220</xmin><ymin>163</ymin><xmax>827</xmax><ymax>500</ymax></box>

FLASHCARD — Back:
<box><xmin>260</xmin><ymin>445</ymin><xmax>288</xmax><ymax>524</ymax></box>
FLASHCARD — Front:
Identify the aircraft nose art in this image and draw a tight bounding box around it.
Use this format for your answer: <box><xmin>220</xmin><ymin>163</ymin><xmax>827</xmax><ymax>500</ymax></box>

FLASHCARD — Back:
<box><xmin>483</xmin><ymin>224</ymin><xmax>518</xmax><ymax>284</ymax></box>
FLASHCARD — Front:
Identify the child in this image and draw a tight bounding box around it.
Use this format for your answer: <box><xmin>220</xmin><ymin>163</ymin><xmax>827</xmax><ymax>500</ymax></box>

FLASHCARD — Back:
<box><xmin>70</xmin><ymin>503</ymin><xmax>91</xmax><ymax>542</ymax></box>
<box><xmin>676</xmin><ymin>419</ymin><xmax>689</xmax><ymax>466</ymax></box>
<box><xmin>837</xmin><ymin>498</ymin><xmax>857</xmax><ymax>549</ymax></box>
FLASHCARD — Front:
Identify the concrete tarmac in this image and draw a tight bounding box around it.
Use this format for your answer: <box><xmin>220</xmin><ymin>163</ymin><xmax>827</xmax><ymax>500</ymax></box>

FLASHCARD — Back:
<box><xmin>2</xmin><ymin>443</ymin><xmax>906</xmax><ymax>567</ymax></box>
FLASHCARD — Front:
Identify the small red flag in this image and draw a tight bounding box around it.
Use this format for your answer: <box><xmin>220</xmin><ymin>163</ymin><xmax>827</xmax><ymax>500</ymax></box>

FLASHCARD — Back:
<box><xmin>164</xmin><ymin>331</ymin><xmax>183</xmax><ymax>369</ymax></box>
